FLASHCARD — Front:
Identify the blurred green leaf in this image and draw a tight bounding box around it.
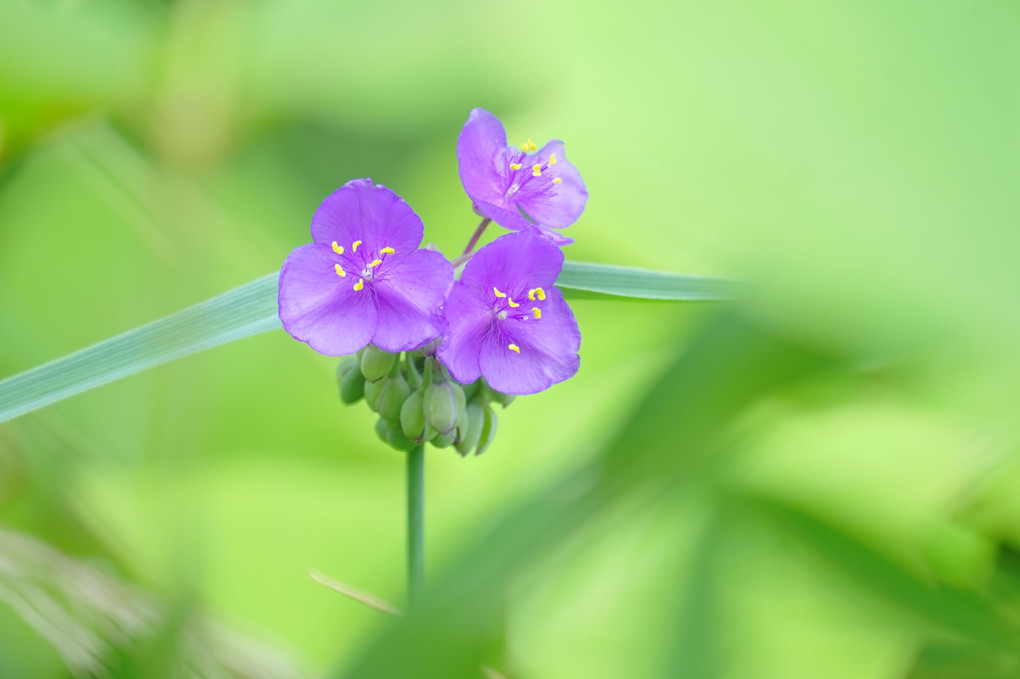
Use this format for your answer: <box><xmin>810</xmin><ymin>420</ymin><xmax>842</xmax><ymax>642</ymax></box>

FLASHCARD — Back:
<box><xmin>558</xmin><ymin>261</ymin><xmax>737</xmax><ymax>301</ymax></box>
<box><xmin>0</xmin><ymin>274</ymin><xmax>280</xmax><ymax>424</ymax></box>
<box><xmin>0</xmin><ymin>263</ymin><xmax>726</xmax><ymax>424</ymax></box>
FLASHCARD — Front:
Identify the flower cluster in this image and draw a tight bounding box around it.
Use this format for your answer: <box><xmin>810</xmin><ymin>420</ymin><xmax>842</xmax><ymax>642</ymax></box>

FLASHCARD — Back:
<box><xmin>278</xmin><ymin>109</ymin><xmax>585</xmax><ymax>453</ymax></box>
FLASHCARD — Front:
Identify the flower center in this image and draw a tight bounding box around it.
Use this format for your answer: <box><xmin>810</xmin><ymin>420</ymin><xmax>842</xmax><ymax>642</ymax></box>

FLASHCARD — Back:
<box><xmin>331</xmin><ymin>239</ymin><xmax>396</xmax><ymax>291</ymax></box>
<box><xmin>502</xmin><ymin>143</ymin><xmax>561</xmax><ymax>201</ymax></box>
<box><xmin>490</xmin><ymin>286</ymin><xmax>547</xmax><ymax>354</ymax></box>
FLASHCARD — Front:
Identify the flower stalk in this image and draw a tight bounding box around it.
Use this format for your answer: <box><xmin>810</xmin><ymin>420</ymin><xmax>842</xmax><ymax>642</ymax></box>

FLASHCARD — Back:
<box><xmin>406</xmin><ymin>443</ymin><xmax>425</xmax><ymax>605</ymax></box>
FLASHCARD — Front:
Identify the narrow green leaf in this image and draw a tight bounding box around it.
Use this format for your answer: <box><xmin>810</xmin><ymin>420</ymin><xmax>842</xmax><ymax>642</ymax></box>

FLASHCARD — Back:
<box><xmin>557</xmin><ymin>261</ymin><xmax>736</xmax><ymax>301</ymax></box>
<box><xmin>0</xmin><ymin>274</ymin><xmax>281</xmax><ymax>424</ymax></box>
<box><xmin>0</xmin><ymin>261</ymin><xmax>732</xmax><ymax>423</ymax></box>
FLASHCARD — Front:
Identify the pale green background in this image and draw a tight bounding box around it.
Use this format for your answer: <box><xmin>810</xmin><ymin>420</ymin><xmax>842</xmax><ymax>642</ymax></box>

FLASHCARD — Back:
<box><xmin>1</xmin><ymin>1</ymin><xmax>1018</xmax><ymax>677</ymax></box>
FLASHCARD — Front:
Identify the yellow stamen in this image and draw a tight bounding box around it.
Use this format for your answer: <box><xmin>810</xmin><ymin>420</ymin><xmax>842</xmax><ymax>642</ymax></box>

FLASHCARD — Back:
<box><xmin>493</xmin><ymin>287</ymin><xmax>507</xmax><ymax>298</ymax></box>
<box><xmin>331</xmin><ymin>241</ymin><xmax>344</xmax><ymax>255</ymax></box>
<box><xmin>353</xmin><ymin>278</ymin><xmax>364</xmax><ymax>291</ymax></box>
<box><xmin>334</xmin><ymin>264</ymin><xmax>346</xmax><ymax>277</ymax></box>
<box><xmin>380</xmin><ymin>247</ymin><xmax>395</xmax><ymax>255</ymax></box>
<box><xmin>519</xmin><ymin>142</ymin><xmax>529</xmax><ymax>151</ymax></box>
<box><xmin>508</xmin><ymin>343</ymin><xmax>520</xmax><ymax>354</ymax></box>
<box><xmin>553</xmin><ymin>177</ymin><xmax>562</xmax><ymax>184</ymax></box>
<box><xmin>528</xmin><ymin>289</ymin><xmax>536</xmax><ymax>301</ymax></box>
<box><xmin>507</xmin><ymin>297</ymin><xmax>520</xmax><ymax>308</ymax></box>
<box><xmin>369</xmin><ymin>259</ymin><xmax>383</xmax><ymax>268</ymax></box>
<box><xmin>549</xmin><ymin>153</ymin><xmax>557</xmax><ymax>165</ymax></box>
<box><xmin>532</xmin><ymin>164</ymin><xmax>542</xmax><ymax>177</ymax></box>
<box><xmin>534</xmin><ymin>287</ymin><xmax>547</xmax><ymax>300</ymax></box>
<box><xmin>509</xmin><ymin>163</ymin><xmax>522</xmax><ymax>170</ymax></box>
<box><xmin>352</xmin><ymin>240</ymin><xmax>362</xmax><ymax>253</ymax></box>
<box><xmin>532</xmin><ymin>307</ymin><xmax>541</xmax><ymax>319</ymax></box>
<box><xmin>527</xmin><ymin>139</ymin><xmax>537</xmax><ymax>151</ymax></box>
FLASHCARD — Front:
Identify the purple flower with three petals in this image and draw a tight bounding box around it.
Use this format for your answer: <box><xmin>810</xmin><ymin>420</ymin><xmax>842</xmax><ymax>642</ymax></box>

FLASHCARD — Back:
<box><xmin>278</xmin><ymin>178</ymin><xmax>454</xmax><ymax>356</ymax></box>
<box><xmin>457</xmin><ymin>108</ymin><xmax>587</xmax><ymax>245</ymax></box>
<box><xmin>439</xmin><ymin>230</ymin><xmax>580</xmax><ymax>395</ymax></box>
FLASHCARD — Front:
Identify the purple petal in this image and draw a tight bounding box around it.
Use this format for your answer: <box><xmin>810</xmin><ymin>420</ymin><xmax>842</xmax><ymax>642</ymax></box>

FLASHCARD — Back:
<box><xmin>474</xmin><ymin>199</ymin><xmax>534</xmax><ymax>233</ymax></box>
<box><xmin>437</xmin><ymin>283</ymin><xmax>491</xmax><ymax>384</ymax></box>
<box><xmin>459</xmin><ymin>230</ymin><xmax>564</xmax><ymax>298</ymax></box>
<box><xmin>514</xmin><ymin>141</ymin><xmax>587</xmax><ymax>230</ymax></box>
<box><xmin>310</xmin><ymin>179</ymin><xmax>424</xmax><ymax>255</ymax></box>
<box><xmin>371</xmin><ymin>249</ymin><xmax>454</xmax><ymax>352</ymax></box>
<box><xmin>478</xmin><ymin>290</ymin><xmax>581</xmax><ymax>395</ymax></box>
<box><xmin>457</xmin><ymin>109</ymin><xmax>508</xmax><ymax>207</ymax></box>
<box><xmin>278</xmin><ymin>243</ymin><xmax>378</xmax><ymax>355</ymax></box>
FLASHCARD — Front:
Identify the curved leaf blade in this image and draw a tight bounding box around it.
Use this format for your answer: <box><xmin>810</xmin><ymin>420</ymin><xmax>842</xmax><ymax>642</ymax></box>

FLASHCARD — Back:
<box><xmin>557</xmin><ymin>261</ymin><xmax>737</xmax><ymax>301</ymax></box>
<box><xmin>0</xmin><ymin>273</ymin><xmax>282</xmax><ymax>424</ymax></box>
<box><xmin>0</xmin><ymin>262</ymin><xmax>734</xmax><ymax>423</ymax></box>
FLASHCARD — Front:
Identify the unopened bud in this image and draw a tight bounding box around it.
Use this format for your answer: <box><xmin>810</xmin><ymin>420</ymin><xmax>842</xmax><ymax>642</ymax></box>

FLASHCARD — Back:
<box><xmin>400</xmin><ymin>390</ymin><xmax>426</xmax><ymax>441</ymax></box>
<box><xmin>375</xmin><ymin>418</ymin><xmax>415</xmax><ymax>452</ymax></box>
<box><xmin>489</xmin><ymin>388</ymin><xmax>515</xmax><ymax>408</ymax></box>
<box><xmin>360</xmin><ymin>345</ymin><xmax>396</xmax><ymax>382</ymax></box>
<box><xmin>375</xmin><ymin>373</ymin><xmax>410</xmax><ymax>422</ymax></box>
<box><xmin>476</xmin><ymin>403</ymin><xmax>497</xmax><ymax>456</ymax></box>
<box><xmin>339</xmin><ymin>365</ymin><xmax>365</xmax><ymax>405</ymax></box>
<box><xmin>423</xmin><ymin>381</ymin><xmax>466</xmax><ymax>435</ymax></box>
<box><xmin>461</xmin><ymin>379</ymin><xmax>481</xmax><ymax>403</ymax></box>
<box><xmin>364</xmin><ymin>378</ymin><xmax>384</xmax><ymax>412</ymax></box>
<box><xmin>430</xmin><ymin>432</ymin><xmax>456</xmax><ymax>449</ymax></box>
<box><xmin>454</xmin><ymin>399</ymin><xmax>485</xmax><ymax>456</ymax></box>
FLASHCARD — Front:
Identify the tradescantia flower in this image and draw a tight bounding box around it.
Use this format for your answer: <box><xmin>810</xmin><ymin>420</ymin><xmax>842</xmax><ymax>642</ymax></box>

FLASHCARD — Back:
<box><xmin>457</xmin><ymin>108</ymin><xmax>587</xmax><ymax>245</ymax></box>
<box><xmin>438</xmin><ymin>229</ymin><xmax>580</xmax><ymax>395</ymax></box>
<box><xmin>278</xmin><ymin>178</ymin><xmax>453</xmax><ymax>356</ymax></box>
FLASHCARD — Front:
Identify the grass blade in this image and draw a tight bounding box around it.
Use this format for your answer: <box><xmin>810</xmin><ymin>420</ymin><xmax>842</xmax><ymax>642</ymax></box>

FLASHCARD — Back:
<box><xmin>0</xmin><ymin>274</ymin><xmax>281</xmax><ymax>424</ymax></box>
<box><xmin>557</xmin><ymin>261</ymin><xmax>737</xmax><ymax>301</ymax></box>
<box><xmin>0</xmin><ymin>262</ymin><xmax>732</xmax><ymax>423</ymax></box>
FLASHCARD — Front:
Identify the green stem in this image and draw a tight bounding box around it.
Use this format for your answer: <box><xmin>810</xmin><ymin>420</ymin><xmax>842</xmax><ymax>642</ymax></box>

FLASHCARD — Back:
<box><xmin>406</xmin><ymin>443</ymin><xmax>425</xmax><ymax>605</ymax></box>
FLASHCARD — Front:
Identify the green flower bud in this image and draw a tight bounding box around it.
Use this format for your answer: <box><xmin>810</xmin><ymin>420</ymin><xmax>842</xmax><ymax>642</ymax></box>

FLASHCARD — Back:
<box><xmin>339</xmin><ymin>365</ymin><xmax>366</xmax><ymax>405</ymax></box>
<box><xmin>364</xmin><ymin>378</ymin><xmax>384</xmax><ymax>412</ymax></box>
<box><xmin>400</xmin><ymin>389</ymin><xmax>426</xmax><ymax>441</ymax></box>
<box><xmin>423</xmin><ymin>381</ymin><xmax>466</xmax><ymax>435</ymax></box>
<box><xmin>454</xmin><ymin>399</ymin><xmax>485</xmax><ymax>456</ymax></box>
<box><xmin>336</xmin><ymin>354</ymin><xmax>359</xmax><ymax>382</ymax></box>
<box><xmin>375</xmin><ymin>373</ymin><xmax>410</xmax><ymax>422</ymax></box>
<box><xmin>489</xmin><ymin>389</ymin><xmax>516</xmax><ymax>408</ymax></box>
<box><xmin>360</xmin><ymin>345</ymin><xmax>397</xmax><ymax>382</ymax></box>
<box><xmin>430</xmin><ymin>432</ymin><xmax>456</xmax><ymax>449</ymax></box>
<box><xmin>375</xmin><ymin>418</ymin><xmax>415</xmax><ymax>452</ymax></box>
<box><xmin>475</xmin><ymin>403</ymin><xmax>497</xmax><ymax>456</ymax></box>
<box><xmin>461</xmin><ymin>379</ymin><xmax>481</xmax><ymax>403</ymax></box>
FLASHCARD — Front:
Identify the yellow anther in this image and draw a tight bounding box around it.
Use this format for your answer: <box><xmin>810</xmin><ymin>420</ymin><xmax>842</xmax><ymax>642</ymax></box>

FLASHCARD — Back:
<box><xmin>493</xmin><ymin>287</ymin><xmax>507</xmax><ymax>298</ymax></box>
<box><xmin>369</xmin><ymin>259</ymin><xmax>383</xmax><ymax>268</ymax></box>
<box><xmin>549</xmin><ymin>153</ymin><xmax>557</xmax><ymax>165</ymax></box>
<box><xmin>352</xmin><ymin>240</ymin><xmax>362</xmax><ymax>253</ymax></box>
<box><xmin>532</xmin><ymin>164</ymin><xmax>542</xmax><ymax>177</ymax></box>
<box><xmin>353</xmin><ymin>278</ymin><xmax>364</xmax><ymax>291</ymax></box>
<box><xmin>507</xmin><ymin>297</ymin><xmax>520</xmax><ymax>308</ymax></box>
<box><xmin>535</xmin><ymin>287</ymin><xmax>547</xmax><ymax>300</ymax></box>
<box><xmin>380</xmin><ymin>247</ymin><xmax>395</xmax><ymax>255</ymax></box>
<box><xmin>532</xmin><ymin>307</ymin><xmax>541</xmax><ymax>319</ymax></box>
<box><xmin>528</xmin><ymin>289</ymin><xmax>536</xmax><ymax>301</ymax></box>
<box><xmin>509</xmin><ymin>163</ymin><xmax>522</xmax><ymax>170</ymax></box>
<box><xmin>334</xmin><ymin>264</ymin><xmax>346</xmax><ymax>277</ymax></box>
<box><xmin>519</xmin><ymin>142</ymin><xmax>529</xmax><ymax>151</ymax></box>
<box><xmin>331</xmin><ymin>241</ymin><xmax>344</xmax><ymax>255</ymax></box>
<box><xmin>508</xmin><ymin>343</ymin><xmax>520</xmax><ymax>354</ymax></box>
<box><xmin>528</xmin><ymin>139</ymin><xmax>537</xmax><ymax>151</ymax></box>
<box><xmin>553</xmin><ymin>177</ymin><xmax>562</xmax><ymax>184</ymax></box>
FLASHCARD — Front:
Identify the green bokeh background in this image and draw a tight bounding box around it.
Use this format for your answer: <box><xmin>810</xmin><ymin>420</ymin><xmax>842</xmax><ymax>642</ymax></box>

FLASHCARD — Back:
<box><xmin>1</xmin><ymin>1</ymin><xmax>1019</xmax><ymax>677</ymax></box>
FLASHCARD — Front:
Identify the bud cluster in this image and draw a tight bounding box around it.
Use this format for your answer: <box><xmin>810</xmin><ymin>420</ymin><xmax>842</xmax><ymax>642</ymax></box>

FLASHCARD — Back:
<box><xmin>335</xmin><ymin>345</ymin><xmax>514</xmax><ymax>455</ymax></box>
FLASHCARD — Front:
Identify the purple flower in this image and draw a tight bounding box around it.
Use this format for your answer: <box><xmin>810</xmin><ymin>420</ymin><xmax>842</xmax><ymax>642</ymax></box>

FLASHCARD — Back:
<box><xmin>457</xmin><ymin>108</ymin><xmax>587</xmax><ymax>245</ymax></box>
<box><xmin>278</xmin><ymin>178</ymin><xmax>453</xmax><ymax>356</ymax></box>
<box><xmin>438</xmin><ymin>230</ymin><xmax>580</xmax><ymax>395</ymax></box>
